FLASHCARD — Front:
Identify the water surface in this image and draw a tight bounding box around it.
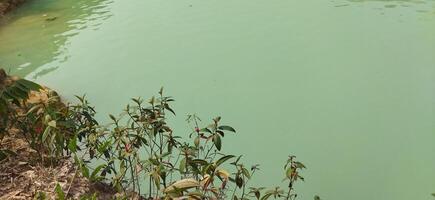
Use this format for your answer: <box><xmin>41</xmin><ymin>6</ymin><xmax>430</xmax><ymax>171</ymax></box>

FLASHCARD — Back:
<box><xmin>1</xmin><ymin>0</ymin><xmax>435</xmax><ymax>199</ymax></box>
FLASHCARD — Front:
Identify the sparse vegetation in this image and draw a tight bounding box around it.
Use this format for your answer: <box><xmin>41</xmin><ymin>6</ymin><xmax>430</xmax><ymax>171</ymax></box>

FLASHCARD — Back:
<box><xmin>0</xmin><ymin>70</ymin><xmax>319</xmax><ymax>199</ymax></box>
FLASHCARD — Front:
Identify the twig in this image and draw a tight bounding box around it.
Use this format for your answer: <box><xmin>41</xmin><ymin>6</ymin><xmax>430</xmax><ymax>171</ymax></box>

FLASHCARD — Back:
<box><xmin>65</xmin><ymin>166</ymin><xmax>78</xmax><ymax>198</ymax></box>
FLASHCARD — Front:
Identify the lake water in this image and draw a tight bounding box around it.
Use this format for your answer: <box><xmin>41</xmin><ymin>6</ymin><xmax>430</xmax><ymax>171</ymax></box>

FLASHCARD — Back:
<box><xmin>1</xmin><ymin>0</ymin><xmax>435</xmax><ymax>199</ymax></box>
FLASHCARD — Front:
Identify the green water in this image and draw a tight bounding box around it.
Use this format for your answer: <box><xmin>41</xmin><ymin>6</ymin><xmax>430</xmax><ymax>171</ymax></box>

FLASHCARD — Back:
<box><xmin>1</xmin><ymin>0</ymin><xmax>435</xmax><ymax>199</ymax></box>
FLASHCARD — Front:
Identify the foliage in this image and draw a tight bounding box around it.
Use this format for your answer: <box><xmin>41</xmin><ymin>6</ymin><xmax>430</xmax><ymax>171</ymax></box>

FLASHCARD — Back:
<box><xmin>0</xmin><ymin>78</ymin><xmax>42</xmax><ymax>137</ymax></box>
<box><xmin>0</xmin><ymin>73</ymin><xmax>42</xmax><ymax>161</ymax></box>
<box><xmin>66</xmin><ymin>88</ymin><xmax>316</xmax><ymax>199</ymax></box>
<box><xmin>5</xmin><ymin>87</ymin><xmax>81</xmax><ymax>164</ymax></box>
<box><xmin>0</xmin><ymin>70</ymin><xmax>320</xmax><ymax>199</ymax></box>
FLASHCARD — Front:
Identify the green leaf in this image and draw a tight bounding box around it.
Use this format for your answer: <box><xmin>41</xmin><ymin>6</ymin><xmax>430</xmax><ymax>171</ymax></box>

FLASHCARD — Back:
<box><xmin>41</xmin><ymin>126</ymin><xmax>51</xmax><ymax>142</ymax></box>
<box><xmin>73</xmin><ymin>154</ymin><xmax>80</xmax><ymax>165</ymax></box>
<box><xmin>152</xmin><ymin>172</ymin><xmax>161</xmax><ymax>190</ymax></box>
<box><xmin>81</xmin><ymin>164</ymin><xmax>90</xmax><ymax>178</ymax></box>
<box><xmin>242</xmin><ymin>167</ymin><xmax>251</xmax><ymax>179</ymax></box>
<box><xmin>294</xmin><ymin>161</ymin><xmax>306</xmax><ymax>169</ymax></box>
<box><xmin>164</xmin><ymin>103</ymin><xmax>176</xmax><ymax>115</ymax></box>
<box><xmin>159</xmin><ymin>87</ymin><xmax>164</xmax><ymax>95</ymax></box>
<box><xmin>200</xmin><ymin>128</ymin><xmax>212</xmax><ymax>133</ymax></box>
<box><xmin>231</xmin><ymin>155</ymin><xmax>243</xmax><ymax>165</ymax></box>
<box><xmin>109</xmin><ymin>114</ymin><xmax>116</xmax><ymax>122</ymax></box>
<box><xmin>235</xmin><ymin>174</ymin><xmax>243</xmax><ymax>188</ymax></box>
<box><xmin>216</xmin><ymin>155</ymin><xmax>235</xmax><ymax>167</ymax></box>
<box><xmin>4</xmin><ymin>90</ymin><xmax>21</xmax><ymax>103</ymax></box>
<box><xmin>191</xmin><ymin>159</ymin><xmax>208</xmax><ymax>166</ymax></box>
<box><xmin>216</xmin><ymin>130</ymin><xmax>224</xmax><ymax>137</ymax></box>
<box><xmin>194</xmin><ymin>136</ymin><xmax>200</xmax><ymax>147</ymax></box>
<box><xmin>34</xmin><ymin>191</ymin><xmax>47</xmax><ymax>200</ymax></box>
<box><xmin>260</xmin><ymin>193</ymin><xmax>273</xmax><ymax>200</ymax></box>
<box><xmin>213</xmin><ymin>134</ymin><xmax>222</xmax><ymax>151</ymax></box>
<box><xmin>131</xmin><ymin>97</ymin><xmax>142</xmax><ymax>105</ymax></box>
<box><xmin>7</xmin><ymin>86</ymin><xmax>27</xmax><ymax>99</ymax></box>
<box><xmin>255</xmin><ymin>190</ymin><xmax>261</xmax><ymax>199</ymax></box>
<box><xmin>16</xmin><ymin>79</ymin><xmax>42</xmax><ymax>91</ymax></box>
<box><xmin>179</xmin><ymin>157</ymin><xmax>186</xmax><ymax>173</ymax></box>
<box><xmin>90</xmin><ymin>164</ymin><xmax>106</xmax><ymax>181</ymax></box>
<box><xmin>286</xmin><ymin>167</ymin><xmax>294</xmax><ymax>179</ymax></box>
<box><xmin>218</xmin><ymin>125</ymin><xmax>236</xmax><ymax>133</ymax></box>
<box><xmin>157</xmin><ymin>152</ymin><xmax>171</xmax><ymax>159</ymax></box>
<box><xmin>68</xmin><ymin>135</ymin><xmax>77</xmax><ymax>153</ymax></box>
<box><xmin>55</xmin><ymin>183</ymin><xmax>65</xmax><ymax>200</ymax></box>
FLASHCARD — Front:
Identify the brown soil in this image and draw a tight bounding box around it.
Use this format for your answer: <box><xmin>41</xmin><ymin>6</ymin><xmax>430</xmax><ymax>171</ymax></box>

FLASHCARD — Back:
<box><xmin>0</xmin><ymin>131</ymin><xmax>116</xmax><ymax>199</ymax></box>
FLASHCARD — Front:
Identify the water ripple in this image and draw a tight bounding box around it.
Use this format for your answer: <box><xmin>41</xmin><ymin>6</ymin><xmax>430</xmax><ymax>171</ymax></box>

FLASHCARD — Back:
<box><xmin>0</xmin><ymin>0</ymin><xmax>114</xmax><ymax>78</ymax></box>
<box><xmin>333</xmin><ymin>0</ymin><xmax>435</xmax><ymax>15</ymax></box>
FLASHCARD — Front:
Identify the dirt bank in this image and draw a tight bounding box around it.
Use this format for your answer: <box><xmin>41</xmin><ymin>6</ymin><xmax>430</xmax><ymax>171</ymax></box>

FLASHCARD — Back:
<box><xmin>0</xmin><ymin>131</ymin><xmax>118</xmax><ymax>199</ymax></box>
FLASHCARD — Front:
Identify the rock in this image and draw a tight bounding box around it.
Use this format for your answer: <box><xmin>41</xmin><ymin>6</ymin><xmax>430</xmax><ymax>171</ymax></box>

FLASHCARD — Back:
<box><xmin>45</xmin><ymin>16</ymin><xmax>58</xmax><ymax>21</ymax></box>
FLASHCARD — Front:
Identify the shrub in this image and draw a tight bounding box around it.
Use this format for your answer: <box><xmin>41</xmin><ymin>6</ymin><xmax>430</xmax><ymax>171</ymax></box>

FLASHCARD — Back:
<box><xmin>0</xmin><ymin>69</ymin><xmax>42</xmax><ymax>161</ymax></box>
<box><xmin>68</xmin><ymin>88</ymin><xmax>313</xmax><ymax>200</ymax></box>
<box><xmin>1</xmin><ymin>69</ymin><xmax>319</xmax><ymax>199</ymax></box>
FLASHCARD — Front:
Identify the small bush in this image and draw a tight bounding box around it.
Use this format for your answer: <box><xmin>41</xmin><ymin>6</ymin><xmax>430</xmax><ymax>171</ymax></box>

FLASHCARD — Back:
<box><xmin>68</xmin><ymin>88</ymin><xmax>310</xmax><ymax>199</ymax></box>
<box><xmin>0</xmin><ymin>70</ymin><xmax>319</xmax><ymax>199</ymax></box>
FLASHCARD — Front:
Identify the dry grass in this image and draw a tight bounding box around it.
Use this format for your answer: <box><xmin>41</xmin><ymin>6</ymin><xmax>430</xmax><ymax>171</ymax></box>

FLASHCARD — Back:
<box><xmin>0</xmin><ymin>130</ymin><xmax>116</xmax><ymax>200</ymax></box>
